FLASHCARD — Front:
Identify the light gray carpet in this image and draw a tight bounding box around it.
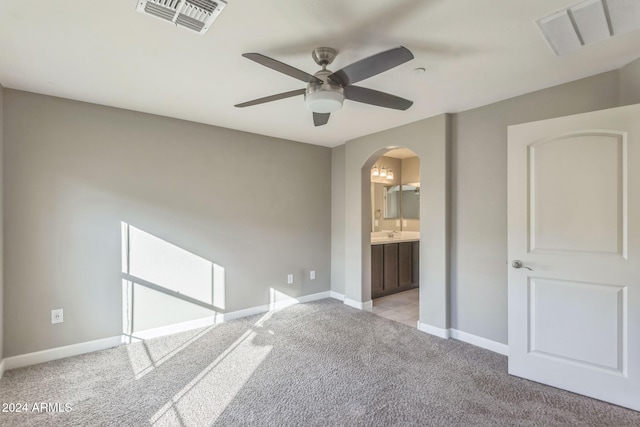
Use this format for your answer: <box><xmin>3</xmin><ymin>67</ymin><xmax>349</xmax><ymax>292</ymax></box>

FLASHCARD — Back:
<box><xmin>1</xmin><ymin>299</ymin><xmax>639</xmax><ymax>426</ymax></box>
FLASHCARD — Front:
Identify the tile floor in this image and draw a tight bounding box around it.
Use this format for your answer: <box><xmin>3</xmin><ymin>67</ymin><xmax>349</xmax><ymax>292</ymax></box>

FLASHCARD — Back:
<box><xmin>367</xmin><ymin>288</ymin><xmax>419</xmax><ymax>327</ymax></box>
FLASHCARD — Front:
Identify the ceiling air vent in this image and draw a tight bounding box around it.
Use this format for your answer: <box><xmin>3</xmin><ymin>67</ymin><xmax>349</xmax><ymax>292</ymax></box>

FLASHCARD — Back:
<box><xmin>137</xmin><ymin>0</ymin><xmax>227</xmax><ymax>35</ymax></box>
<box><xmin>537</xmin><ymin>0</ymin><xmax>640</xmax><ymax>55</ymax></box>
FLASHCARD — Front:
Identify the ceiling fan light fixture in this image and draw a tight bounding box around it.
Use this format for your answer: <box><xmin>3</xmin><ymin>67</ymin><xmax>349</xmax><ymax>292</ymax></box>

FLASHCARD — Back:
<box><xmin>237</xmin><ymin>46</ymin><xmax>414</xmax><ymax>126</ymax></box>
<box><xmin>305</xmin><ymin>90</ymin><xmax>345</xmax><ymax>113</ymax></box>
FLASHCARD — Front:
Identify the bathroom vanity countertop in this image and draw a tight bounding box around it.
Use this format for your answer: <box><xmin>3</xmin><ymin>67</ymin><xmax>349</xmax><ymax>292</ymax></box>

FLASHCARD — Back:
<box><xmin>371</xmin><ymin>237</ymin><xmax>419</xmax><ymax>245</ymax></box>
<box><xmin>370</xmin><ymin>231</ymin><xmax>420</xmax><ymax>245</ymax></box>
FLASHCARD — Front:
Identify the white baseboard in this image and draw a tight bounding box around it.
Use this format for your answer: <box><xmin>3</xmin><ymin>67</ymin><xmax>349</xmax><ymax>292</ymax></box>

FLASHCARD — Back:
<box><xmin>3</xmin><ymin>293</ymin><xmax>506</xmax><ymax>375</ymax></box>
<box><xmin>417</xmin><ymin>322</ymin><xmax>451</xmax><ymax>339</ymax></box>
<box><xmin>127</xmin><ymin>314</ymin><xmax>224</xmax><ymax>342</ymax></box>
<box><xmin>222</xmin><ymin>303</ymin><xmax>270</xmax><ymax>322</ymax></box>
<box><xmin>223</xmin><ymin>290</ymin><xmax>332</xmax><ymax>322</ymax></box>
<box><xmin>3</xmin><ymin>336</ymin><xmax>123</xmax><ymax>371</ymax></box>
<box><xmin>130</xmin><ymin>291</ymin><xmax>335</xmax><ymax>340</ymax></box>
<box><xmin>416</xmin><ymin>323</ymin><xmax>508</xmax><ymax>355</ymax></box>
<box><xmin>450</xmin><ymin>329</ymin><xmax>508</xmax><ymax>356</ymax></box>
<box><xmin>2</xmin><ymin>290</ymin><xmax>336</xmax><ymax>372</ymax></box>
<box><xmin>343</xmin><ymin>298</ymin><xmax>373</xmax><ymax>310</ymax></box>
<box><xmin>329</xmin><ymin>291</ymin><xmax>345</xmax><ymax>301</ymax></box>
<box><xmin>291</xmin><ymin>291</ymin><xmax>332</xmax><ymax>305</ymax></box>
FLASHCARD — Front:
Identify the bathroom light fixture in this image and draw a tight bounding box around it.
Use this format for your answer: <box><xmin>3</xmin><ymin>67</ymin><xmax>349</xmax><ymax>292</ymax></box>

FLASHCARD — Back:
<box><xmin>372</xmin><ymin>166</ymin><xmax>380</xmax><ymax>177</ymax></box>
<box><xmin>380</xmin><ymin>167</ymin><xmax>387</xmax><ymax>177</ymax></box>
<box><xmin>387</xmin><ymin>170</ymin><xmax>394</xmax><ymax>180</ymax></box>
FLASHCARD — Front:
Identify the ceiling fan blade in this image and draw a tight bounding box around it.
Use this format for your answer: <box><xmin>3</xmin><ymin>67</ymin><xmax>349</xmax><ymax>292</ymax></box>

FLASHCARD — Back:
<box><xmin>313</xmin><ymin>112</ymin><xmax>330</xmax><ymax>126</ymax></box>
<box><xmin>328</xmin><ymin>46</ymin><xmax>414</xmax><ymax>86</ymax></box>
<box><xmin>344</xmin><ymin>86</ymin><xmax>413</xmax><ymax>110</ymax></box>
<box><xmin>242</xmin><ymin>53</ymin><xmax>322</xmax><ymax>84</ymax></box>
<box><xmin>235</xmin><ymin>89</ymin><xmax>306</xmax><ymax>108</ymax></box>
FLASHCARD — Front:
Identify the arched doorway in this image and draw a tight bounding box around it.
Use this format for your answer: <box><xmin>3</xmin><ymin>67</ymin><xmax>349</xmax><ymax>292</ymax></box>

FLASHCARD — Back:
<box><xmin>341</xmin><ymin>114</ymin><xmax>450</xmax><ymax>338</ymax></box>
<box><xmin>367</xmin><ymin>148</ymin><xmax>421</xmax><ymax>326</ymax></box>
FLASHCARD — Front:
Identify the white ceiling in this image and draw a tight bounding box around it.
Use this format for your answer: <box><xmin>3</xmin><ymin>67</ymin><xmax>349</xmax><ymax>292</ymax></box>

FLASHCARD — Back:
<box><xmin>384</xmin><ymin>148</ymin><xmax>417</xmax><ymax>160</ymax></box>
<box><xmin>1</xmin><ymin>0</ymin><xmax>639</xmax><ymax>148</ymax></box>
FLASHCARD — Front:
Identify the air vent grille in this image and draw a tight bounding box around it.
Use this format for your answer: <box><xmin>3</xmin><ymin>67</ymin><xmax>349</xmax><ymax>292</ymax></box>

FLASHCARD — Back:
<box><xmin>538</xmin><ymin>0</ymin><xmax>640</xmax><ymax>55</ymax></box>
<box><xmin>187</xmin><ymin>0</ymin><xmax>217</xmax><ymax>14</ymax></box>
<box><xmin>176</xmin><ymin>13</ymin><xmax>205</xmax><ymax>32</ymax></box>
<box><xmin>137</xmin><ymin>0</ymin><xmax>226</xmax><ymax>35</ymax></box>
<box><xmin>144</xmin><ymin>3</ymin><xmax>176</xmax><ymax>21</ymax></box>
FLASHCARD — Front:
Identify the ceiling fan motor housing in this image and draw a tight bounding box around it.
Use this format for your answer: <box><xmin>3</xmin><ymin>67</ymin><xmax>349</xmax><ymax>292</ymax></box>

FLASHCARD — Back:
<box><xmin>305</xmin><ymin>69</ymin><xmax>345</xmax><ymax>113</ymax></box>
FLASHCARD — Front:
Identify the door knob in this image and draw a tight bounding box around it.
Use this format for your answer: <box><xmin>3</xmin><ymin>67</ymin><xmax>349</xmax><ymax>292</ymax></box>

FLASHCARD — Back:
<box><xmin>512</xmin><ymin>260</ymin><xmax>532</xmax><ymax>271</ymax></box>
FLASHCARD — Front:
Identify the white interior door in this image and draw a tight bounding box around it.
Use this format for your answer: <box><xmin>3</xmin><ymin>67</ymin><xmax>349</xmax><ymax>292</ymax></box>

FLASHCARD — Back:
<box><xmin>508</xmin><ymin>104</ymin><xmax>640</xmax><ymax>411</ymax></box>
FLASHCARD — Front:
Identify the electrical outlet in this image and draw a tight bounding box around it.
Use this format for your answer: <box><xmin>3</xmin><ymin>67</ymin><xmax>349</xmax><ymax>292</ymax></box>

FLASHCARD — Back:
<box><xmin>51</xmin><ymin>309</ymin><xmax>64</xmax><ymax>324</ymax></box>
<box><xmin>310</xmin><ymin>270</ymin><xmax>316</xmax><ymax>280</ymax></box>
<box><xmin>287</xmin><ymin>274</ymin><xmax>294</xmax><ymax>284</ymax></box>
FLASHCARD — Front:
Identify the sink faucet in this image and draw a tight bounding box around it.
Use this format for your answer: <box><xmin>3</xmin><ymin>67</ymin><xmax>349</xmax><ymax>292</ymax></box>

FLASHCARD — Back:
<box><xmin>388</xmin><ymin>230</ymin><xmax>399</xmax><ymax>238</ymax></box>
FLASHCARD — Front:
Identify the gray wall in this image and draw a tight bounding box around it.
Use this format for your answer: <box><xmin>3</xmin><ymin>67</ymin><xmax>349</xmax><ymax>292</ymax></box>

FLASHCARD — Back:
<box><xmin>330</xmin><ymin>145</ymin><xmax>345</xmax><ymax>296</ymax></box>
<box><xmin>0</xmin><ymin>83</ymin><xmax>3</xmax><ymax>360</ymax></box>
<box><xmin>3</xmin><ymin>90</ymin><xmax>331</xmax><ymax>357</ymax></box>
<box><xmin>451</xmin><ymin>71</ymin><xmax>621</xmax><ymax>344</ymax></box>
<box><xmin>620</xmin><ymin>57</ymin><xmax>640</xmax><ymax>106</ymax></box>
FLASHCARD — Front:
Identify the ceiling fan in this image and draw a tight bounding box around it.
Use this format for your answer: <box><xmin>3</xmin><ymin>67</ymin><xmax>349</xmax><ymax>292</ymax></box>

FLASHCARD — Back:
<box><xmin>235</xmin><ymin>46</ymin><xmax>415</xmax><ymax>126</ymax></box>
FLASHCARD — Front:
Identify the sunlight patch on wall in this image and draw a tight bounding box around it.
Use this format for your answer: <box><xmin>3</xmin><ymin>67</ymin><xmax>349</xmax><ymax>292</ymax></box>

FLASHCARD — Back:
<box><xmin>121</xmin><ymin>222</ymin><xmax>226</xmax><ymax>337</ymax></box>
<box><xmin>269</xmin><ymin>287</ymin><xmax>303</xmax><ymax>311</ymax></box>
<box><xmin>213</xmin><ymin>263</ymin><xmax>225</xmax><ymax>311</ymax></box>
<box><xmin>122</xmin><ymin>222</ymin><xmax>225</xmax><ymax>307</ymax></box>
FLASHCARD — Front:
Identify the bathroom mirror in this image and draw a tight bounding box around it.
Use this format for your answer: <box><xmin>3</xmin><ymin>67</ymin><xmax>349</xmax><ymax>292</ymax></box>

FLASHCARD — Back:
<box><xmin>384</xmin><ymin>185</ymin><xmax>401</xmax><ymax>219</ymax></box>
<box><xmin>402</xmin><ymin>185</ymin><xmax>420</xmax><ymax>219</ymax></box>
<box><xmin>371</xmin><ymin>183</ymin><xmax>401</xmax><ymax>232</ymax></box>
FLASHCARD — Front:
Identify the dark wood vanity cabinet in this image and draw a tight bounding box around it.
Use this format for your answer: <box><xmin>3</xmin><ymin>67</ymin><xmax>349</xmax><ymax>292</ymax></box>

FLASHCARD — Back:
<box><xmin>371</xmin><ymin>241</ymin><xmax>419</xmax><ymax>298</ymax></box>
<box><xmin>371</xmin><ymin>245</ymin><xmax>384</xmax><ymax>295</ymax></box>
<box><xmin>383</xmin><ymin>243</ymin><xmax>399</xmax><ymax>290</ymax></box>
<box><xmin>398</xmin><ymin>242</ymin><xmax>412</xmax><ymax>286</ymax></box>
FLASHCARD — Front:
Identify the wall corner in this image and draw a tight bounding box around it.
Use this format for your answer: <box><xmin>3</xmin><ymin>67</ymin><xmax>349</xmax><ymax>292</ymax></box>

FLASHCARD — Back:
<box><xmin>618</xmin><ymin>56</ymin><xmax>640</xmax><ymax>106</ymax></box>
